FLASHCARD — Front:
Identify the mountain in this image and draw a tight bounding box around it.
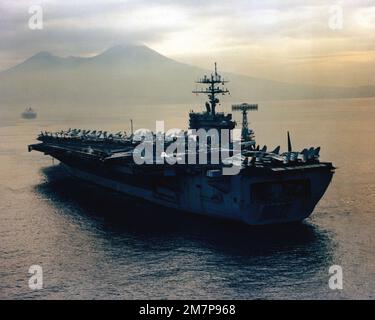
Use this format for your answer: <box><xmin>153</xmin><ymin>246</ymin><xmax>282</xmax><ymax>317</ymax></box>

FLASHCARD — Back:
<box><xmin>0</xmin><ymin>44</ymin><xmax>374</xmax><ymax>106</ymax></box>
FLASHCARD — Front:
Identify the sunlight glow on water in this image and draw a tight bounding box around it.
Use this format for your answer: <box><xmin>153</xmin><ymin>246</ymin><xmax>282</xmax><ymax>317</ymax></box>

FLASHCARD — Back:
<box><xmin>0</xmin><ymin>98</ymin><xmax>374</xmax><ymax>299</ymax></box>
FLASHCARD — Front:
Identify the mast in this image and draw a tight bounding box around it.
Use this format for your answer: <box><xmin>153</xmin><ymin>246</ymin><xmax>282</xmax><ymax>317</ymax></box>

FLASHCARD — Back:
<box><xmin>192</xmin><ymin>63</ymin><xmax>230</xmax><ymax>115</ymax></box>
<box><xmin>232</xmin><ymin>103</ymin><xmax>258</xmax><ymax>141</ymax></box>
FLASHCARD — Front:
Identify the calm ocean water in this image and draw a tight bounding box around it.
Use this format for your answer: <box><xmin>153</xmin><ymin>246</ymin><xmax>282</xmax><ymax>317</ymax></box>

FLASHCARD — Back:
<box><xmin>0</xmin><ymin>98</ymin><xmax>374</xmax><ymax>299</ymax></box>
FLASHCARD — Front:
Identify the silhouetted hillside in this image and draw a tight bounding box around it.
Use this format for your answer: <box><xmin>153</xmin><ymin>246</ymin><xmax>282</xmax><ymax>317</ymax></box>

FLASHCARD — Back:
<box><xmin>1</xmin><ymin>44</ymin><xmax>374</xmax><ymax>106</ymax></box>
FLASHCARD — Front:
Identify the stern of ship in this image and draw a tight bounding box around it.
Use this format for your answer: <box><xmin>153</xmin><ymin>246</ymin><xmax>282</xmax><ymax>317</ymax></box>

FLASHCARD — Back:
<box><xmin>240</xmin><ymin>163</ymin><xmax>334</xmax><ymax>225</ymax></box>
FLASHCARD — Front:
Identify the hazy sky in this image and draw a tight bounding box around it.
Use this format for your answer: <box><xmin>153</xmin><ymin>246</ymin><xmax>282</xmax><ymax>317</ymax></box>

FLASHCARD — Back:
<box><xmin>1</xmin><ymin>0</ymin><xmax>374</xmax><ymax>86</ymax></box>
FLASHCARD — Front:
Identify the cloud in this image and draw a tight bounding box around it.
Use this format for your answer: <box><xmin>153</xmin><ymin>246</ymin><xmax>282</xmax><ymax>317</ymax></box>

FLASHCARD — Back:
<box><xmin>0</xmin><ymin>0</ymin><xmax>374</xmax><ymax>86</ymax></box>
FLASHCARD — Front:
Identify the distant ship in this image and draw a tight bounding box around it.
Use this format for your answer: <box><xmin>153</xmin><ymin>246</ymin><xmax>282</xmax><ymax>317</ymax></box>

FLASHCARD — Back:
<box><xmin>29</xmin><ymin>64</ymin><xmax>334</xmax><ymax>225</ymax></box>
<box><xmin>22</xmin><ymin>107</ymin><xmax>37</xmax><ymax>119</ymax></box>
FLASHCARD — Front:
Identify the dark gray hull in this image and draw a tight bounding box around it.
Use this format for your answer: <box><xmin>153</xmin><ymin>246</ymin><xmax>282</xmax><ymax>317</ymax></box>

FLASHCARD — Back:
<box><xmin>59</xmin><ymin>159</ymin><xmax>333</xmax><ymax>226</ymax></box>
<box><xmin>21</xmin><ymin>112</ymin><xmax>37</xmax><ymax>119</ymax></box>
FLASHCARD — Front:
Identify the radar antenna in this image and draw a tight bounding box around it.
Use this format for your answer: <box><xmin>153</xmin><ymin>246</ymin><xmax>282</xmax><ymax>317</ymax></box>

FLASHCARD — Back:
<box><xmin>192</xmin><ymin>62</ymin><xmax>229</xmax><ymax>115</ymax></box>
<box><xmin>232</xmin><ymin>103</ymin><xmax>258</xmax><ymax>141</ymax></box>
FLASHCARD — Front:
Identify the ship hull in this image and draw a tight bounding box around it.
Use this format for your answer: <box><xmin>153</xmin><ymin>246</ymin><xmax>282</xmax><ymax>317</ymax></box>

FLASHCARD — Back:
<box><xmin>22</xmin><ymin>113</ymin><xmax>37</xmax><ymax>119</ymax></box>
<box><xmin>59</xmin><ymin>159</ymin><xmax>333</xmax><ymax>226</ymax></box>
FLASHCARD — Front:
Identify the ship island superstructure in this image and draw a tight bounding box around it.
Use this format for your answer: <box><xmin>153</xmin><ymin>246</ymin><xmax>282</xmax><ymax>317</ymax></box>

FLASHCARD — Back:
<box><xmin>29</xmin><ymin>64</ymin><xmax>334</xmax><ymax>225</ymax></box>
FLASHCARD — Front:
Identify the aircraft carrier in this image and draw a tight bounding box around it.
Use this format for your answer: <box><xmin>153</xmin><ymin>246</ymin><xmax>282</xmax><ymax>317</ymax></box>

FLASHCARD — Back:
<box><xmin>29</xmin><ymin>64</ymin><xmax>334</xmax><ymax>225</ymax></box>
